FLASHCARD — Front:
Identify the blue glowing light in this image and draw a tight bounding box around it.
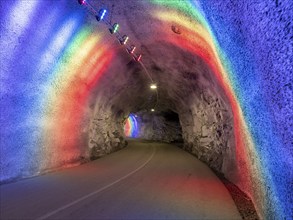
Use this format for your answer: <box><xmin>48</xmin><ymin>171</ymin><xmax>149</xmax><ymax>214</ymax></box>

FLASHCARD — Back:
<box><xmin>96</xmin><ymin>9</ymin><xmax>107</xmax><ymax>21</ymax></box>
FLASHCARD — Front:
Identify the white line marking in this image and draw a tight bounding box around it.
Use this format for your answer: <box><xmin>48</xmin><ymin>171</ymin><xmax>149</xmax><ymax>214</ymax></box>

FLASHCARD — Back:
<box><xmin>37</xmin><ymin>146</ymin><xmax>156</xmax><ymax>220</ymax></box>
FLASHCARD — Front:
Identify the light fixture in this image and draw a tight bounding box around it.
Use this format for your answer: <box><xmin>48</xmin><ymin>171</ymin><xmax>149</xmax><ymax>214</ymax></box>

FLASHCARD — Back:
<box><xmin>77</xmin><ymin>3</ymin><xmax>158</xmax><ymax>112</ymax></box>
<box><xmin>78</xmin><ymin>0</ymin><xmax>86</xmax><ymax>5</ymax></box>
<box><xmin>134</xmin><ymin>54</ymin><xmax>142</xmax><ymax>62</ymax></box>
<box><xmin>119</xmin><ymin>35</ymin><xmax>129</xmax><ymax>45</ymax></box>
<box><xmin>127</xmin><ymin>45</ymin><xmax>136</xmax><ymax>54</ymax></box>
<box><xmin>109</xmin><ymin>23</ymin><xmax>119</xmax><ymax>34</ymax></box>
<box><xmin>150</xmin><ymin>84</ymin><xmax>157</xmax><ymax>90</ymax></box>
<box><xmin>96</xmin><ymin>9</ymin><xmax>107</xmax><ymax>21</ymax></box>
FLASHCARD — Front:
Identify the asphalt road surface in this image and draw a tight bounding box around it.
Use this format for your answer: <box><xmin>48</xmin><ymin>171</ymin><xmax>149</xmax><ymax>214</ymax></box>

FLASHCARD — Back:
<box><xmin>0</xmin><ymin>140</ymin><xmax>241</xmax><ymax>220</ymax></box>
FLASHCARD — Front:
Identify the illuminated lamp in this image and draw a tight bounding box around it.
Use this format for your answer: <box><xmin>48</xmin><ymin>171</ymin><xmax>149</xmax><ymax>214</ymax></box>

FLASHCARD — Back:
<box><xmin>151</xmin><ymin>109</ymin><xmax>155</xmax><ymax>112</ymax></box>
<box><xmin>150</xmin><ymin>84</ymin><xmax>157</xmax><ymax>90</ymax></box>
<box><xmin>96</xmin><ymin>9</ymin><xmax>107</xmax><ymax>21</ymax></box>
<box><xmin>127</xmin><ymin>45</ymin><xmax>136</xmax><ymax>54</ymax></box>
<box><xmin>119</xmin><ymin>35</ymin><xmax>129</xmax><ymax>45</ymax></box>
<box><xmin>78</xmin><ymin>0</ymin><xmax>86</xmax><ymax>5</ymax></box>
<box><xmin>134</xmin><ymin>54</ymin><xmax>142</xmax><ymax>62</ymax></box>
<box><xmin>109</xmin><ymin>23</ymin><xmax>119</xmax><ymax>34</ymax></box>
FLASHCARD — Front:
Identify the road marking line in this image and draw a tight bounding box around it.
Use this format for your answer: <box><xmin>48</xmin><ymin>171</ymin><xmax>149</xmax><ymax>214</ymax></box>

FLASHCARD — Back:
<box><xmin>37</xmin><ymin>146</ymin><xmax>156</xmax><ymax>220</ymax></box>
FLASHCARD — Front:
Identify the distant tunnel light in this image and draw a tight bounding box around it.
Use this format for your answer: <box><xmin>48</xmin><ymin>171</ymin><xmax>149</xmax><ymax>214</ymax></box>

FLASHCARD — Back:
<box><xmin>150</xmin><ymin>84</ymin><xmax>157</xmax><ymax>89</ymax></box>
<box><xmin>78</xmin><ymin>0</ymin><xmax>86</xmax><ymax>5</ymax></box>
<box><xmin>96</xmin><ymin>9</ymin><xmax>107</xmax><ymax>21</ymax></box>
<box><xmin>120</xmin><ymin>35</ymin><xmax>129</xmax><ymax>45</ymax></box>
<box><xmin>109</xmin><ymin>23</ymin><xmax>119</xmax><ymax>34</ymax></box>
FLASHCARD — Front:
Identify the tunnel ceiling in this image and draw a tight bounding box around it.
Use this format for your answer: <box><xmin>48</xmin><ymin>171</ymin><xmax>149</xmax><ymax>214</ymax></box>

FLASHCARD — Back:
<box><xmin>82</xmin><ymin>0</ymin><xmax>230</xmax><ymax>115</ymax></box>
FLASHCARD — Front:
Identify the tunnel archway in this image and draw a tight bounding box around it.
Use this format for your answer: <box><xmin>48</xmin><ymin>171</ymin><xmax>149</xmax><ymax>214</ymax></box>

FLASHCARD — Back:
<box><xmin>87</xmin><ymin>38</ymin><xmax>237</xmax><ymax>177</ymax></box>
<box><xmin>0</xmin><ymin>0</ymin><xmax>292</xmax><ymax>219</ymax></box>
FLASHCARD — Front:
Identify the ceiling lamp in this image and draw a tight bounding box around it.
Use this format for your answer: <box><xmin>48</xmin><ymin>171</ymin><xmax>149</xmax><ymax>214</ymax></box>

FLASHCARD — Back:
<box><xmin>127</xmin><ymin>45</ymin><xmax>136</xmax><ymax>54</ymax></box>
<box><xmin>96</xmin><ymin>9</ymin><xmax>107</xmax><ymax>21</ymax></box>
<box><xmin>151</xmin><ymin>109</ymin><xmax>155</xmax><ymax>112</ymax></box>
<box><xmin>109</xmin><ymin>23</ymin><xmax>119</xmax><ymax>34</ymax></box>
<box><xmin>150</xmin><ymin>84</ymin><xmax>157</xmax><ymax>89</ymax></box>
<box><xmin>78</xmin><ymin>0</ymin><xmax>86</xmax><ymax>5</ymax></box>
<box><xmin>119</xmin><ymin>35</ymin><xmax>129</xmax><ymax>45</ymax></box>
<box><xmin>134</xmin><ymin>54</ymin><xmax>142</xmax><ymax>62</ymax></box>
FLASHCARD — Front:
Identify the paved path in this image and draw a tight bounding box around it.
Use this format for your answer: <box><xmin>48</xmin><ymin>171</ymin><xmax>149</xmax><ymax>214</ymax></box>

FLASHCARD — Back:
<box><xmin>0</xmin><ymin>140</ymin><xmax>241</xmax><ymax>219</ymax></box>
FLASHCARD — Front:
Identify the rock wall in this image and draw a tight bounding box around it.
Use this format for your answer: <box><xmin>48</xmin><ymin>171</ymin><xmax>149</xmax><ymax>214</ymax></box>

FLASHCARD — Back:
<box><xmin>178</xmin><ymin>88</ymin><xmax>236</xmax><ymax>177</ymax></box>
<box><xmin>89</xmin><ymin>108</ymin><xmax>127</xmax><ymax>160</ymax></box>
<box><xmin>199</xmin><ymin>1</ymin><xmax>292</xmax><ymax>218</ymax></box>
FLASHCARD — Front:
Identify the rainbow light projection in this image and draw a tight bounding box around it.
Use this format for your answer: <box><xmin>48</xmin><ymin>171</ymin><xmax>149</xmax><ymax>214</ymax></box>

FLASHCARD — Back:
<box><xmin>0</xmin><ymin>0</ymin><xmax>291</xmax><ymax>219</ymax></box>
<box><xmin>148</xmin><ymin>0</ymin><xmax>291</xmax><ymax>218</ymax></box>
<box><xmin>124</xmin><ymin>114</ymin><xmax>139</xmax><ymax>138</ymax></box>
<box><xmin>0</xmin><ymin>1</ymin><xmax>114</xmax><ymax>178</ymax></box>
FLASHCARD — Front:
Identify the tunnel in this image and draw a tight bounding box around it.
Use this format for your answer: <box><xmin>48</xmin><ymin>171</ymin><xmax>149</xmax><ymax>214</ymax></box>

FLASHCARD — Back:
<box><xmin>0</xmin><ymin>0</ymin><xmax>292</xmax><ymax>219</ymax></box>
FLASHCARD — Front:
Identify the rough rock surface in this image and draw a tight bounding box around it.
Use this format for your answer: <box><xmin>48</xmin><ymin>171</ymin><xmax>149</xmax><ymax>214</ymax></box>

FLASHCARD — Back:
<box><xmin>89</xmin><ymin>110</ymin><xmax>127</xmax><ymax>160</ymax></box>
<box><xmin>180</xmin><ymin>90</ymin><xmax>234</xmax><ymax>172</ymax></box>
